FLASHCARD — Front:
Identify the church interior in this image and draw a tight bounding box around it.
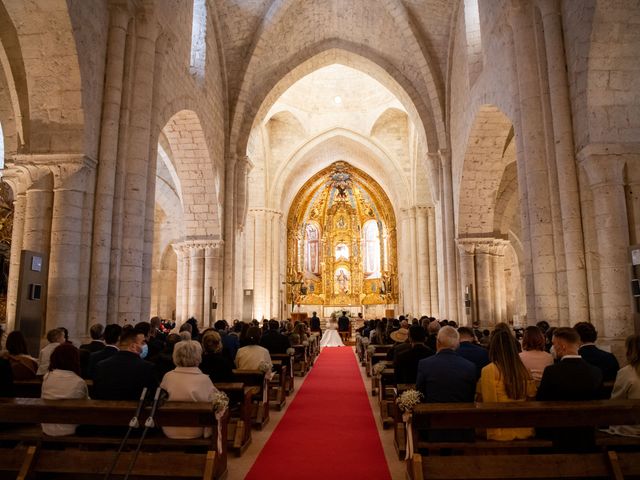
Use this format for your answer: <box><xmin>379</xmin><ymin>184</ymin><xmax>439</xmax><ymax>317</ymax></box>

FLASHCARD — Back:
<box><xmin>0</xmin><ymin>0</ymin><xmax>639</xmax><ymax>479</ymax></box>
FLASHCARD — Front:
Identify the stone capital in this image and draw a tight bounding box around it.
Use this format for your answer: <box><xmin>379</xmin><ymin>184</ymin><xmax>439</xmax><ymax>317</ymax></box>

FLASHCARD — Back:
<box><xmin>456</xmin><ymin>239</ymin><xmax>476</xmax><ymax>256</ymax></box>
<box><xmin>580</xmin><ymin>154</ymin><xmax>626</xmax><ymax>189</ymax></box>
<box><xmin>534</xmin><ymin>0</ymin><xmax>560</xmax><ymax>18</ymax></box>
<box><xmin>108</xmin><ymin>0</ymin><xmax>136</xmax><ymax>27</ymax></box>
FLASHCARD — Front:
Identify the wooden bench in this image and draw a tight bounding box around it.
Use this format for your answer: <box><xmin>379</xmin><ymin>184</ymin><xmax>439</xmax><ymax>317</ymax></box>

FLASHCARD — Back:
<box><xmin>407</xmin><ymin>400</ymin><xmax>640</xmax><ymax>480</ymax></box>
<box><xmin>377</xmin><ymin>367</ymin><xmax>397</xmax><ymax>429</ymax></box>
<box><xmin>232</xmin><ymin>369</ymin><xmax>269</xmax><ymax>430</ymax></box>
<box><xmin>271</xmin><ymin>353</ymin><xmax>295</xmax><ymax>395</ymax></box>
<box><xmin>365</xmin><ymin>345</ymin><xmax>392</xmax><ymax>377</ymax></box>
<box><xmin>214</xmin><ymin>382</ymin><xmax>254</xmax><ymax>456</ymax></box>
<box><xmin>268</xmin><ymin>359</ymin><xmax>288</xmax><ymax>410</ymax></box>
<box><xmin>292</xmin><ymin>344</ymin><xmax>310</xmax><ymax>376</ymax></box>
<box><xmin>0</xmin><ymin>397</ymin><xmax>228</xmax><ymax>479</ymax></box>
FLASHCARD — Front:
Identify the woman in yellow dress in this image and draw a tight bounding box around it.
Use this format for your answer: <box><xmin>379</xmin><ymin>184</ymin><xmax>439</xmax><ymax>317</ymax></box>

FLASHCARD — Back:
<box><xmin>477</xmin><ymin>329</ymin><xmax>537</xmax><ymax>441</ymax></box>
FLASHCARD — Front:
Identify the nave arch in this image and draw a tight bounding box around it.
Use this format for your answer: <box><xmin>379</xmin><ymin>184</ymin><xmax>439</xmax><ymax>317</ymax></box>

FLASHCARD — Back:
<box><xmin>456</xmin><ymin>104</ymin><xmax>525</xmax><ymax>327</ymax></box>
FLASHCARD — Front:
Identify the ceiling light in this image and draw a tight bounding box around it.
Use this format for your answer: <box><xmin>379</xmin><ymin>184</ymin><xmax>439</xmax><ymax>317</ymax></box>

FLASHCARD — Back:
<box><xmin>333</xmin><ymin>96</ymin><xmax>342</xmax><ymax>105</ymax></box>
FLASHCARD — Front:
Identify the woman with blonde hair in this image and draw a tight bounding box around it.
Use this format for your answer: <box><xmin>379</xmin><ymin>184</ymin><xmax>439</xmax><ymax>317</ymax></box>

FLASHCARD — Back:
<box><xmin>160</xmin><ymin>340</ymin><xmax>219</xmax><ymax>439</ymax></box>
<box><xmin>199</xmin><ymin>330</ymin><xmax>235</xmax><ymax>383</ymax></box>
<box><xmin>478</xmin><ymin>329</ymin><xmax>536</xmax><ymax>441</ymax></box>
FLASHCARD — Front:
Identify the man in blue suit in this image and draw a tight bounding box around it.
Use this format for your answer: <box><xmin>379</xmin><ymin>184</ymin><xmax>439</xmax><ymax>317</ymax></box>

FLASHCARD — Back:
<box><xmin>456</xmin><ymin>326</ymin><xmax>489</xmax><ymax>378</ymax></box>
<box><xmin>416</xmin><ymin>326</ymin><xmax>477</xmax><ymax>442</ymax></box>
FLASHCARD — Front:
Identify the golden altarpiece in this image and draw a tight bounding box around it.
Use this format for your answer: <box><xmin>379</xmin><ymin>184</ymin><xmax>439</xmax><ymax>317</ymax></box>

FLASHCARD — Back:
<box><xmin>286</xmin><ymin>162</ymin><xmax>398</xmax><ymax>311</ymax></box>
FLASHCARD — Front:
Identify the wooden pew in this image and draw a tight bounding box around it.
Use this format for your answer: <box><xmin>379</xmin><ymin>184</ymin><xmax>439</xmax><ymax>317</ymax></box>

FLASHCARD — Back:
<box><xmin>292</xmin><ymin>344</ymin><xmax>310</xmax><ymax>376</ymax></box>
<box><xmin>378</xmin><ymin>367</ymin><xmax>396</xmax><ymax>429</ymax></box>
<box><xmin>268</xmin><ymin>359</ymin><xmax>288</xmax><ymax>410</ymax></box>
<box><xmin>407</xmin><ymin>399</ymin><xmax>640</xmax><ymax>480</ymax></box>
<box><xmin>271</xmin><ymin>353</ymin><xmax>295</xmax><ymax>395</ymax></box>
<box><xmin>214</xmin><ymin>382</ymin><xmax>253</xmax><ymax>456</ymax></box>
<box><xmin>365</xmin><ymin>345</ymin><xmax>392</xmax><ymax>377</ymax></box>
<box><xmin>392</xmin><ymin>383</ymin><xmax>415</xmax><ymax>459</ymax></box>
<box><xmin>0</xmin><ymin>397</ymin><xmax>228</xmax><ymax>479</ymax></box>
<box><xmin>232</xmin><ymin>369</ymin><xmax>270</xmax><ymax>430</ymax></box>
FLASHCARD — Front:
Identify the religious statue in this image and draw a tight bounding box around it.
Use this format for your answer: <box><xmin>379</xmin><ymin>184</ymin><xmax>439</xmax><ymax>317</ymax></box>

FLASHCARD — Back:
<box><xmin>336</xmin><ymin>268</ymin><xmax>349</xmax><ymax>294</ymax></box>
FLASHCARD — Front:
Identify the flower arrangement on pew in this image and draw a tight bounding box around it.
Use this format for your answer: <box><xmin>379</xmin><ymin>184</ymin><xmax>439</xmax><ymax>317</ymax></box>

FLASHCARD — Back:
<box><xmin>396</xmin><ymin>389</ymin><xmax>423</xmax><ymax>413</ymax></box>
<box><xmin>258</xmin><ymin>360</ymin><xmax>275</xmax><ymax>381</ymax></box>
<box><xmin>212</xmin><ymin>391</ymin><xmax>229</xmax><ymax>415</ymax></box>
<box><xmin>361</xmin><ymin>337</ymin><xmax>370</xmax><ymax>346</ymax></box>
<box><xmin>286</xmin><ymin>347</ymin><xmax>295</xmax><ymax>356</ymax></box>
<box><xmin>367</xmin><ymin>345</ymin><xmax>376</xmax><ymax>354</ymax></box>
<box><xmin>373</xmin><ymin>362</ymin><xmax>387</xmax><ymax>377</ymax></box>
<box><xmin>396</xmin><ymin>389</ymin><xmax>423</xmax><ymax>460</ymax></box>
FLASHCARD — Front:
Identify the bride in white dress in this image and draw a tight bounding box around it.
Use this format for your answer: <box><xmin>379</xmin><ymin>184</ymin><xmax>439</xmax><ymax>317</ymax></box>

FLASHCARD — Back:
<box><xmin>320</xmin><ymin>317</ymin><xmax>344</xmax><ymax>348</ymax></box>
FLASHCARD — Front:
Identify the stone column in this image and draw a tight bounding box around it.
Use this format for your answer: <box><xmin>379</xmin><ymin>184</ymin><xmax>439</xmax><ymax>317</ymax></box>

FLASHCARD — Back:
<box><xmin>4</xmin><ymin>176</ymin><xmax>26</xmax><ymax>332</ymax></box>
<box><xmin>580</xmin><ymin>149</ymin><xmax>632</xmax><ymax>338</ymax></box>
<box><xmin>399</xmin><ymin>208</ymin><xmax>414</xmax><ymax>314</ymax></box>
<box><xmin>427</xmin><ymin>206</ymin><xmax>439</xmax><ymax>318</ymax></box>
<box><xmin>415</xmin><ymin>206</ymin><xmax>430</xmax><ymax>315</ymax></box>
<box><xmin>271</xmin><ymin>211</ymin><xmax>282</xmax><ymax>319</ymax></box>
<box><xmin>408</xmin><ymin>208</ymin><xmax>419</xmax><ymax>316</ymax></box>
<box><xmin>47</xmin><ymin>160</ymin><xmax>94</xmax><ymax>338</ymax></box>
<box><xmin>22</xmin><ymin>171</ymin><xmax>54</xmax><ymax>254</ymax></box>
<box><xmin>252</xmin><ymin>209</ymin><xmax>266</xmax><ymax>320</ymax></box>
<box><xmin>474</xmin><ymin>241</ymin><xmax>494</xmax><ymax>326</ymax></box>
<box><xmin>508</xmin><ymin>0</ymin><xmax>559</xmax><ymax>324</ymax></box>
<box><xmin>457</xmin><ymin>240</ymin><xmax>476</xmax><ymax>326</ymax></box>
<box><xmin>117</xmin><ymin>7</ymin><xmax>158</xmax><ymax>323</ymax></box>
<box><xmin>491</xmin><ymin>240</ymin><xmax>509</xmax><ymax>324</ymax></box>
<box><xmin>88</xmin><ymin>1</ymin><xmax>133</xmax><ymax>325</ymax></box>
<box><xmin>222</xmin><ymin>158</ymin><xmax>236</xmax><ymax>319</ymax></box>
<box><xmin>172</xmin><ymin>244</ymin><xmax>184</xmax><ymax>325</ymax></box>
<box><xmin>537</xmin><ymin>0</ymin><xmax>589</xmax><ymax>324</ymax></box>
<box><xmin>440</xmin><ymin>150</ymin><xmax>459</xmax><ymax>321</ymax></box>
<box><xmin>204</xmin><ymin>241</ymin><xmax>222</xmax><ymax>328</ymax></box>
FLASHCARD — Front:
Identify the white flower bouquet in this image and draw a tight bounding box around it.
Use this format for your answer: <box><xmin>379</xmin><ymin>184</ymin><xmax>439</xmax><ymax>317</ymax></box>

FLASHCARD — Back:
<box><xmin>212</xmin><ymin>391</ymin><xmax>229</xmax><ymax>415</ymax></box>
<box><xmin>302</xmin><ymin>340</ymin><xmax>309</xmax><ymax>346</ymax></box>
<box><xmin>286</xmin><ymin>347</ymin><xmax>295</xmax><ymax>355</ymax></box>
<box><xmin>367</xmin><ymin>345</ymin><xmax>376</xmax><ymax>354</ymax></box>
<box><xmin>361</xmin><ymin>337</ymin><xmax>370</xmax><ymax>346</ymax></box>
<box><xmin>258</xmin><ymin>361</ymin><xmax>273</xmax><ymax>373</ymax></box>
<box><xmin>372</xmin><ymin>362</ymin><xmax>387</xmax><ymax>376</ymax></box>
<box><xmin>396</xmin><ymin>389</ymin><xmax>423</xmax><ymax>412</ymax></box>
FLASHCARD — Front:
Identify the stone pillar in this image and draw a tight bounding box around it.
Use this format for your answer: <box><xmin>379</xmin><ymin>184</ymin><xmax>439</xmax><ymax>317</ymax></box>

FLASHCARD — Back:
<box><xmin>117</xmin><ymin>8</ymin><xmax>158</xmax><ymax>323</ymax></box>
<box><xmin>186</xmin><ymin>244</ymin><xmax>203</xmax><ymax>321</ymax></box>
<box><xmin>5</xmin><ymin>181</ymin><xmax>26</xmax><ymax>332</ymax></box>
<box><xmin>457</xmin><ymin>240</ymin><xmax>476</xmax><ymax>326</ymax></box>
<box><xmin>415</xmin><ymin>206</ymin><xmax>430</xmax><ymax>315</ymax></box>
<box><xmin>271</xmin><ymin>211</ymin><xmax>282</xmax><ymax>319</ymax></box>
<box><xmin>23</xmin><ymin>172</ymin><xmax>54</xmax><ymax>254</ymax></box>
<box><xmin>475</xmin><ymin>241</ymin><xmax>494</xmax><ymax>326</ymax></box>
<box><xmin>580</xmin><ymin>149</ymin><xmax>632</xmax><ymax>338</ymax></box>
<box><xmin>508</xmin><ymin>0</ymin><xmax>559</xmax><ymax>324</ymax></box>
<box><xmin>204</xmin><ymin>241</ymin><xmax>222</xmax><ymax>328</ymax></box>
<box><xmin>88</xmin><ymin>1</ymin><xmax>133</xmax><ymax>325</ymax></box>
<box><xmin>440</xmin><ymin>150</ymin><xmax>459</xmax><ymax>321</ymax></box>
<box><xmin>47</xmin><ymin>160</ymin><xmax>94</xmax><ymax>338</ymax></box>
<box><xmin>408</xmin><ymin>208</ymin><xmax>419</xmax><ymax>316</ymax></box>
<box><xmin>252</xmin><ymin>209</ymin><xmax>266</xmax><ymax>320</ymax></box>
<box><xmin>427</xmin><ymin>206</ymin><xmax>439</xmax><ymax>318</ymax></box>
<box><xmin>399</xmin><ymin>208</ymin><xmax>414</xmax><ymax>315</ymax></box>
<box><xmin>537</xmin><ymin>0</ymin><xmax>589</xmax><ymax>324</ymax></box>
<box><xmin>491</xmin><ymin>240</ymin><xmax>509</xmax><ymax>324</ymax></box>
<box><xmin>173</xmin><ymin>244</ymin><xmax>184</xmax><ymax>325</ymax></box>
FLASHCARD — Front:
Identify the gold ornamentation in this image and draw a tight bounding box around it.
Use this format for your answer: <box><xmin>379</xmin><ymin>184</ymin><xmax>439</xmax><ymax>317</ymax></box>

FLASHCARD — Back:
<box><xmin>286</xmin><ymin>162</ymin><xmax>397</xmax><ymax>306</ymax></box>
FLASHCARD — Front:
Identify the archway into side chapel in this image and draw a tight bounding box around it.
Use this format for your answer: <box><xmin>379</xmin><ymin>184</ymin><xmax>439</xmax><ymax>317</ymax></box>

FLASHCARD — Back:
<box><xmin>286</xmin><ymin>161</ymin><xmax>398</xmax><ymax>319</ymax></box>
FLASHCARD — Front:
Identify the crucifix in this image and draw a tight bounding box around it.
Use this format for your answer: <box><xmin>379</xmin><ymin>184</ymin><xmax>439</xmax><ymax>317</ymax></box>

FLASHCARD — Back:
<box><xmin>282</xmin><ymin>279</ymin><xmax>304</xmax><ymax>313</ymax></box>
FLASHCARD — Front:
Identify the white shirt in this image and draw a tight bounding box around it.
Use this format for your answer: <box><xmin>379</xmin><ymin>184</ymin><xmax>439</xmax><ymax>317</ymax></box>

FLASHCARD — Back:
<box><xmin>235</xmin><ymin>345</ymin><xmax>271</xmax><ymax>370</ymax></box>
<box><xmin>41</xmin><ymin>369</ymin><xmax>89</xmax><ymax>436</ymax></box>
<box><xmin>160</xmin><ymin>367</ymin><xmax>218</xmax><ymax>439</ymax></box>
<box><xmin>37</xmin><ymin>342</ymin><xmax>63</xmax><ymax>375</ymax></box>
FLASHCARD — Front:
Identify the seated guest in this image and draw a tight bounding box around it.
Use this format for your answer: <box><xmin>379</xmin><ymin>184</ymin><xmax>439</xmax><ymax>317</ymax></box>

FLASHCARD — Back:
<box><xmin>394</xmin><ymin>325</ymin><xmax>433</xmax><ymax>384</ymax></box>
<box><xmin>477</xmin><ymin>329</ymin><xmax>536</xmax><ymax>441</ymax></box>
<box><xmin>214</xmin><ymin>320</ymin><xmax>239</xmax><ymax>361</ymax></box>
<box><xmin>236</xmin><ymin>327</ymin><xmax>272</xmax><ymax>370</ymax></box>
<box><xmin>41</xmin><ymin>343</ymin><xmax>89</xmax><ymax>436</ymax></box>
<box><xmin>153</xmin><ymin>333</ymin><xmax>182</xmax><ymax>379</ymax></box>
<box><xmin>79</xmin><ymin>323</ymin><xmax>105</xmax><ymax>378</ymax></box>
<box><xmin>134</xmin><ymin>321</ymin><xmax>163</xmax><ymax>360</ymax></box>
<box><xmin>416</xmin><ymin>326</ymin><xmax>476</xmax><ymax>442</ymax></box>
<box><xmin>0</xmin><ymin>326</ymin><xmax>14</xmax><ymax>396</ymax></box>
<box><xmin>574</xmin><ymin>321</ymin><xmax>620</xmax><ymax>383</ymax></box>
<box><xmin>292</xmin><ymin>322</ymin><xmax>308</xmax><ymax>346</ymax></box>
<box><xmin>536</xmin><ymin>327</ymin><xmax>603</xmax><ymax>451</ymax></box>
<box><xmin>80</xmin><ymin>324</ymin><xmax>105</xmax><ymax>353</ymax></box>
<box><xmin>416</xmin><ymin>326</ymin><xmax>477</xmax><ymax>402</ymax></box>
<box><xmin>605</xmin><ymin>334</ymin><xmax>640</xmax><ymax>438</ymax></box>
<box><xmin>260</xmin><ymin>320</ymin><xmax>290</xmax><ymax>354</ymax></box>
<box><xmin>386</xmin><ymin>327</ymin><xmax>411</xmax><ymax>362</ymax></box>
<box><xmin>37</xmin><ymin>328</ymin><xmax>65</xmax><ymax>376</ymax></box>
<box><xmin>456</xmin><ymin>326</ymin><xmax>489</xmax><ymax>377</ymax></box>
<box><xmin>87</xmin><ymin>324</ymin><xmax>121</xmax><ymax>379</ymax></box>
<box><xmin>185</xmin><ymin>317</ymin><xmax>201</xmax><ymax>341</ymax></box>
<box><xmin>160</xmin><ymin>340</ymin><xmax>220</xmax><ymax>439</ymax></box>
<box><xmin>200</xmin><ymin>330</ymin><xmax>235</xmax><ymax>383</ymax></box>
<box><xmin>519</xmin><ymin>325</ymin><xmax>553</xmax><ymax>383</ymax></box>
<box><xmin>425</xmin><ymin>320</ymin><xmax>440</xmax><ymax>352</ymax></box>
<box><xmin>5</xmin><ymin>331</ymin><xmax>38</xmax><ymax>380</ymax></box>
<box><xmin>93</xmin><ymin>329</ymin><xmax>158</xmax><ymax>400</ymax></box>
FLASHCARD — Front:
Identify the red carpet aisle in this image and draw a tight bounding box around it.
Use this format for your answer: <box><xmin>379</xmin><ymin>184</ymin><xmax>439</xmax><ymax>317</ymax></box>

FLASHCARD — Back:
<box><xmin>245</xmin><ymin>346</ymin><xmax>392</xmax><ymax>480</ymax></box>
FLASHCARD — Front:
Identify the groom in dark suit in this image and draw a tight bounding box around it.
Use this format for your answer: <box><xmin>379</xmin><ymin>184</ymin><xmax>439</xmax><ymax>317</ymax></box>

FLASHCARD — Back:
<box><xmin>310</xmin><ymin>311</ymin><xmax>322</xmax><ymax>337</ymax></box>
<box><xmin>338</xmin><ymin>311</ymin><xmax>350</xmax><ymax>341</ymax></box>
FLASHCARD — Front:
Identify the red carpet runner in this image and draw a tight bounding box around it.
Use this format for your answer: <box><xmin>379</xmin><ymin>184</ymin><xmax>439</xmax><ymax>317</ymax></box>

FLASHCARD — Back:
<box><xmin>245</xmin><ymin>346</ymin><xmax>392</xmax><ymax>480</ymax></box>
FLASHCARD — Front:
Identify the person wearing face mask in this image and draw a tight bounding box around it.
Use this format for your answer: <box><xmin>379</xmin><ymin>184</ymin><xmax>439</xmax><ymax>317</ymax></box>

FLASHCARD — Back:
<box><xmin>92</xmin><ymin>329</ymin><xmax>158</xmax><ymax>401</ymax></box>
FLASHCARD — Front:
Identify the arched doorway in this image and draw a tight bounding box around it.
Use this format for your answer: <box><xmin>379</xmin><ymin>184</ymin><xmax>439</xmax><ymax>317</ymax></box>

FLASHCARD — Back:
<box><xmin>286</xmin><ymin>161</ymin><xmax>398</xmax><ymax>318</ymax></box>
